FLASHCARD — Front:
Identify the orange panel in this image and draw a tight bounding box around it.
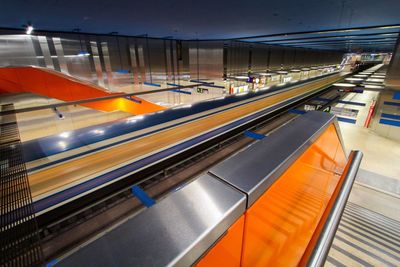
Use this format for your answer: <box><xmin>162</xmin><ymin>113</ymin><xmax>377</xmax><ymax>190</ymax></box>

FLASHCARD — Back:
<box><xmin>241</xmin><ymin>124</ymin><xmax>346</xmax><ymax>267</ymax></box>
<box><xmin>0</xmin><ymin>67</ymin><xmax>165</xmax><ymax>115</ymax></box>
<box><xmin>197</xmin><ymin>215</ymin><xmax>245</xmax><ymax>267</ymax></box>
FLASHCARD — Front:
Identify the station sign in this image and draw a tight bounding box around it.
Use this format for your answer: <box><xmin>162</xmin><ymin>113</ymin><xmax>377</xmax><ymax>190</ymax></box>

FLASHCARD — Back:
<box><xmin>304</xmin><ymin>104</ymin><xmax>323</xmax><ymax>111</ymax></box>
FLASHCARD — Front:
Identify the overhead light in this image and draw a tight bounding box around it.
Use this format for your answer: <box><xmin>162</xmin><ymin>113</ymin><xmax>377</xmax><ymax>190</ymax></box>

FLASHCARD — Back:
<box><xmin>26</xmin><ymin>25</ymin><xmax>34</xmax><ymax>35</ymax></box>
<box><xmin>256</xmin><ymin>72</ymin><xmax>273</xmax><ymax>76</ymax></box>
<box><xmin>333</xmin><ymin>83</ymin><xmax>356</xmax><ymax>87</ymax></box>
<box><xmin>366</xmin><ymin>78</ymin><xmax>384</xmax><ymax>83</ymax></box>
<box><xmin>77</xmin><ymin>51</ymin><xmax>90</xmax><ymax>57</ymax></box>
<box><xmin>345</xmin><ymin>77</ymin><xmax>364</xmax><ymax>81</ymax></box>
<box><xmin>363</xmin><ymin>84</ymin><xmax>384</xmax><ymax>89</ymax></box>
<box><xmin>234</xmin><ymin>76</ymin><xmax>249</xmax><ymax>80</ymax></box>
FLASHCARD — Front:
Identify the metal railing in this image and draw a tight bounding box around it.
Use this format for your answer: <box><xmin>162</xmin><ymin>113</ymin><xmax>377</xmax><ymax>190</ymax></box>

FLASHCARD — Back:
<box><xmin>306</xmin><ymin>150</ymin><xmax>363</xmax><ymax>267</ymax></box>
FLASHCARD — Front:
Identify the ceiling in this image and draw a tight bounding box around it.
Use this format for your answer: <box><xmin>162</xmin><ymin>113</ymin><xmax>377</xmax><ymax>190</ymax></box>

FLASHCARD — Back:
<box><xmin>1</xmin><ymin>0</ymin><xmax>400</xmax><ymax>52</ymax></box>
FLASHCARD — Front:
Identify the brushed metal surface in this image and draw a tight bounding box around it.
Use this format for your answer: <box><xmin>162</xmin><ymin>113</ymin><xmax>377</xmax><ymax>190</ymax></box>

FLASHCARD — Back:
<box><xmin>53</xmin><ymin>37</ymin><xmax>69</xmax><ymax>75</ymax></box>
<box><xmin>38</xmin><ymin>36</ymin><xmax>54</xmax><ymax>70</ymax></box>
<box><xmin>0</xmin><ymin>35</ymin><xmax>38</xmax><ymax>67</ymax></box>
<box><xmin>57</xmin><ymin>174</ymin><xmax>246</xmax><ymax>267</ymax></box>
<box><xmin>90</xmin><ymin>41</ymin><xmax>105</xmax><ymax>87</ymax></box>
<box><xmin>386</xmin><ymin>35</ymin><xmax>400</xmax><ymax>89</ymax></box>
<box><xmin>209</xmin><ymin>111</ymin><xmax>336</xmax><ymax>208</ymax></box>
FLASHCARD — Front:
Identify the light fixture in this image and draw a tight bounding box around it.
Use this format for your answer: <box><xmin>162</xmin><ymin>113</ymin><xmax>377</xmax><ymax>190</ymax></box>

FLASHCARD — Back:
<box><xmin>366</xmin><ymin>78</ymin><xmax>384</xmax><ymax>83</ymax></box>
<box><xmin>345</xmin><ymin>77</ymin><xmax>364</xmax><ymax>81</ymax></box>
<box><xmin>333</xmin><ymin>83</ymin><xmax>356</xmax><ymax>87</ymax></box>
<box><xmin>363</xmin><ymin>84</ymin><xmax>384</xmax><ymax>89</ymax></box>
<box><xmin>26</xmin><ymin>24</ymin><xmax>33</xmax><ymax>35</ymax></box>
<box><xmin>234</xmin><ymin>76</ymin><xmax>249</xmax><ymax>80</ymax></box>
<box><xmin>77</xmin><ymin>51</ymin><xmax>90</xmax><ymax>57</ymax></box>
<box><xmin>76</xmin><ymin>29</ymin><xmax>91</xmax><ymax>57</ymax></box>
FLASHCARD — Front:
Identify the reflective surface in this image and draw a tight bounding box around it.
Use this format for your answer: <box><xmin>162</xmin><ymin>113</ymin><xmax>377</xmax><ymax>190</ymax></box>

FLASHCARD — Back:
<box><xmin>240</xmin><ymin>123</ymin><xmax>347</xmax><ymax>266</ymax></box>
<box><xmin>0</xmin><ymin>31</ymin><xmax>342</xmax><ymax>93</ymax></box>
<box><xmin>209</xmin><ymin>111</ymin><xmax>337</xmax><ymax>207</ymax></box>
<box><xmin>56</xmin><ymin>174</ymin><xmax>246</xmax><ymax>267</ymax></box>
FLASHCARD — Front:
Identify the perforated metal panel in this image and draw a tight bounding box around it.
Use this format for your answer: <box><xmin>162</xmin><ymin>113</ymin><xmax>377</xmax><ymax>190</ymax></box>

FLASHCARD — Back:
<box><xmin>0</xmin><ymin>104</ymin><xmax>43</xmax><ymax>267</ymax></box>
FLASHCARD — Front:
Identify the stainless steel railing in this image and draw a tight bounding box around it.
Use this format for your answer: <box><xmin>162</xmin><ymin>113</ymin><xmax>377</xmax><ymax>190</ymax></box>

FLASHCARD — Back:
<box><xmin>306</xmin><ymin>150</ymin><xmax>363</xmax><ymax>267</ymax></box>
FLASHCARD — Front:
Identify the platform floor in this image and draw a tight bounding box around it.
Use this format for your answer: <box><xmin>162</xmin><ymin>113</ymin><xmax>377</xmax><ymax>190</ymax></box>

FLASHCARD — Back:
<box><xmin>339</xmin><ymin>122</ymin><xmax>400</xmax><ymax>181</ymax></box>
<box><xmin>0</xmin><ymin>93</ymin><xmax>131</xmax><ymax>141</ymax></box>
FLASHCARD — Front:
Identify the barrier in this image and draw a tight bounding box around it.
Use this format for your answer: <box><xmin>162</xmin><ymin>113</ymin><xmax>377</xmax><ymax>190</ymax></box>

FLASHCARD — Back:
<box><xmin>54</xmin><ymin>111</ymin><xmax>361</xmax><ymax>267</ymax></box>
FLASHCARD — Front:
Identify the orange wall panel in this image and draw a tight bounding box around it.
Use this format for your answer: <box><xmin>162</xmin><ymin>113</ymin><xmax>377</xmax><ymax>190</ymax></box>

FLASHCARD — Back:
<box><xmin>0</xmin><ymin>67</ymin><xmax>165</xmax><ymax>115</ymax></box>
<box><xmin>240</xmin><ymin>124</ymin><xmax>346</xmax><ymax>267</ymax></box>
<box><xmin>197</xmin><ymin>216</ymin><xmax>245</xmax><ymax>267</ymax></box>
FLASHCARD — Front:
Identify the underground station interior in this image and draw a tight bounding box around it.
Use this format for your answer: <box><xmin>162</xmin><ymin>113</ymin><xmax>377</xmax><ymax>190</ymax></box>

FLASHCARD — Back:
<box><xmin>0</xmin><ymin>1</ymin><xmax>400</xmax><ymax>266</ymax></box>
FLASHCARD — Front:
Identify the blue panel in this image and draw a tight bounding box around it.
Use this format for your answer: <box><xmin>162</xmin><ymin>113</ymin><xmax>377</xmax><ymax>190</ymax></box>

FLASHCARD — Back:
<box><xmin>384</xmin><ymin>101</ymin><xmax>400</xmax><ymax>107</ymax></box>
<box><xmin>244</xmin><ymin>131</ymin><xmax>265</xmax><ymax>140</ymax></box>
<box><xmin>379</xmin><ymin>118</ymin><xmax>400</xmax><ymax>127</ymax></box>
<box><xmin>189</xmin><ymin>79</ymin><xmax>213</xmax><ymax>84</ymax></box>
<box><xmin>337</xmin><ymin>100</ymin><xmax>366</xmax><ymax>106</ymax></box>
<box><xmin>171</xmin><ymin>89</ymin><xmax>192</xmax><ymax>95</ymax></box>
<box><xmin>381</xmin><ymin>113</ymin><xmax>400</xmax><ymax>121</ymax></box>
<box><xmin>166</xmin><ymin>83</ymin><xmax>181</xmax><ymax>87</ymax></box>
<box><xmin>114</xmin><ymin>69</ymin><xmax>130</xmax><ymax>74</ymax></box>
<box><xmin>289</xmin><ymin>109</ymin><xmax>306</xmax><ymax>114</ymax></box>
<box><xmin>143</xmin><ymin>82</ymin><xmax>161</xmax><ymax>87</ymax></box>
<box><xmin>393</xmin><ymin>92</ymin><xmax>400</xmax><ymax>100</ymax></box>
<box><xmin>131</xmin><ymin>185</ymin><xmax>156</xmax><ymax>207</ymax></box>
<box><xmin>45</xmin><ymin>259</ymin><xmax>59</xmax><ymax>267</ymax></box>
<box><xmin>337</xmin><ymin>117</ymin><xmax>356</xmax><ymax>124</ymax></box>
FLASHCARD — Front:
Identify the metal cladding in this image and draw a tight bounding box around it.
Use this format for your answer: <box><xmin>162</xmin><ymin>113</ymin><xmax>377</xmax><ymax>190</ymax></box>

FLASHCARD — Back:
<box><xmin>56</xmin><ymin>174</ymin><xmax>246</xmax><ymax>266</ymax></box>
<box><xmin>209</xmin><ymin>111</ymin><xmax>337</xmax><ymax>207</ymax></box>
<box><xmin>0</xmin><ymin>31</ymin><xmax>343</xmax><ymax>93</ymax></box>
<box><xmin>386</xmin><ymin>35</ymin><xmax>400</xmax><ymax>90</ymax></box>
<box><xmin>56</xmin><ymin>111</ymin><xmax>352</xmax><ymax>267</ymax></box>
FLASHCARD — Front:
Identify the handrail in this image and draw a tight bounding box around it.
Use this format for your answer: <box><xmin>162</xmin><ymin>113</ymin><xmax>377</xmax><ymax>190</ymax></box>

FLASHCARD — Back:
<box><xmin>306</xmin><ymin>150</ymin><xmax>363</xmax><ymax>267</ymax></box>
<box><xmin>0</xmin><ymin>82</ymin><xmax>211</xmax><ymax>116</ymax></box>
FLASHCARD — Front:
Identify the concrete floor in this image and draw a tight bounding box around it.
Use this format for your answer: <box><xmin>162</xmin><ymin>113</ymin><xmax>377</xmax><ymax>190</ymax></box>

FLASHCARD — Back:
<box><xmin>339</xmin><ymin>122</ymin><xmax>400</xmax><ymax>182</ymax></box>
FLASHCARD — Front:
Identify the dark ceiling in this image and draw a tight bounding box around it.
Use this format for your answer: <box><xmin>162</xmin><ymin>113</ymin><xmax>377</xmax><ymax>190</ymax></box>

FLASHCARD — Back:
<box><xmin>2</xmin><ymin>0</ymin><xmax>400</xmax><ymax>52</ymax></box>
